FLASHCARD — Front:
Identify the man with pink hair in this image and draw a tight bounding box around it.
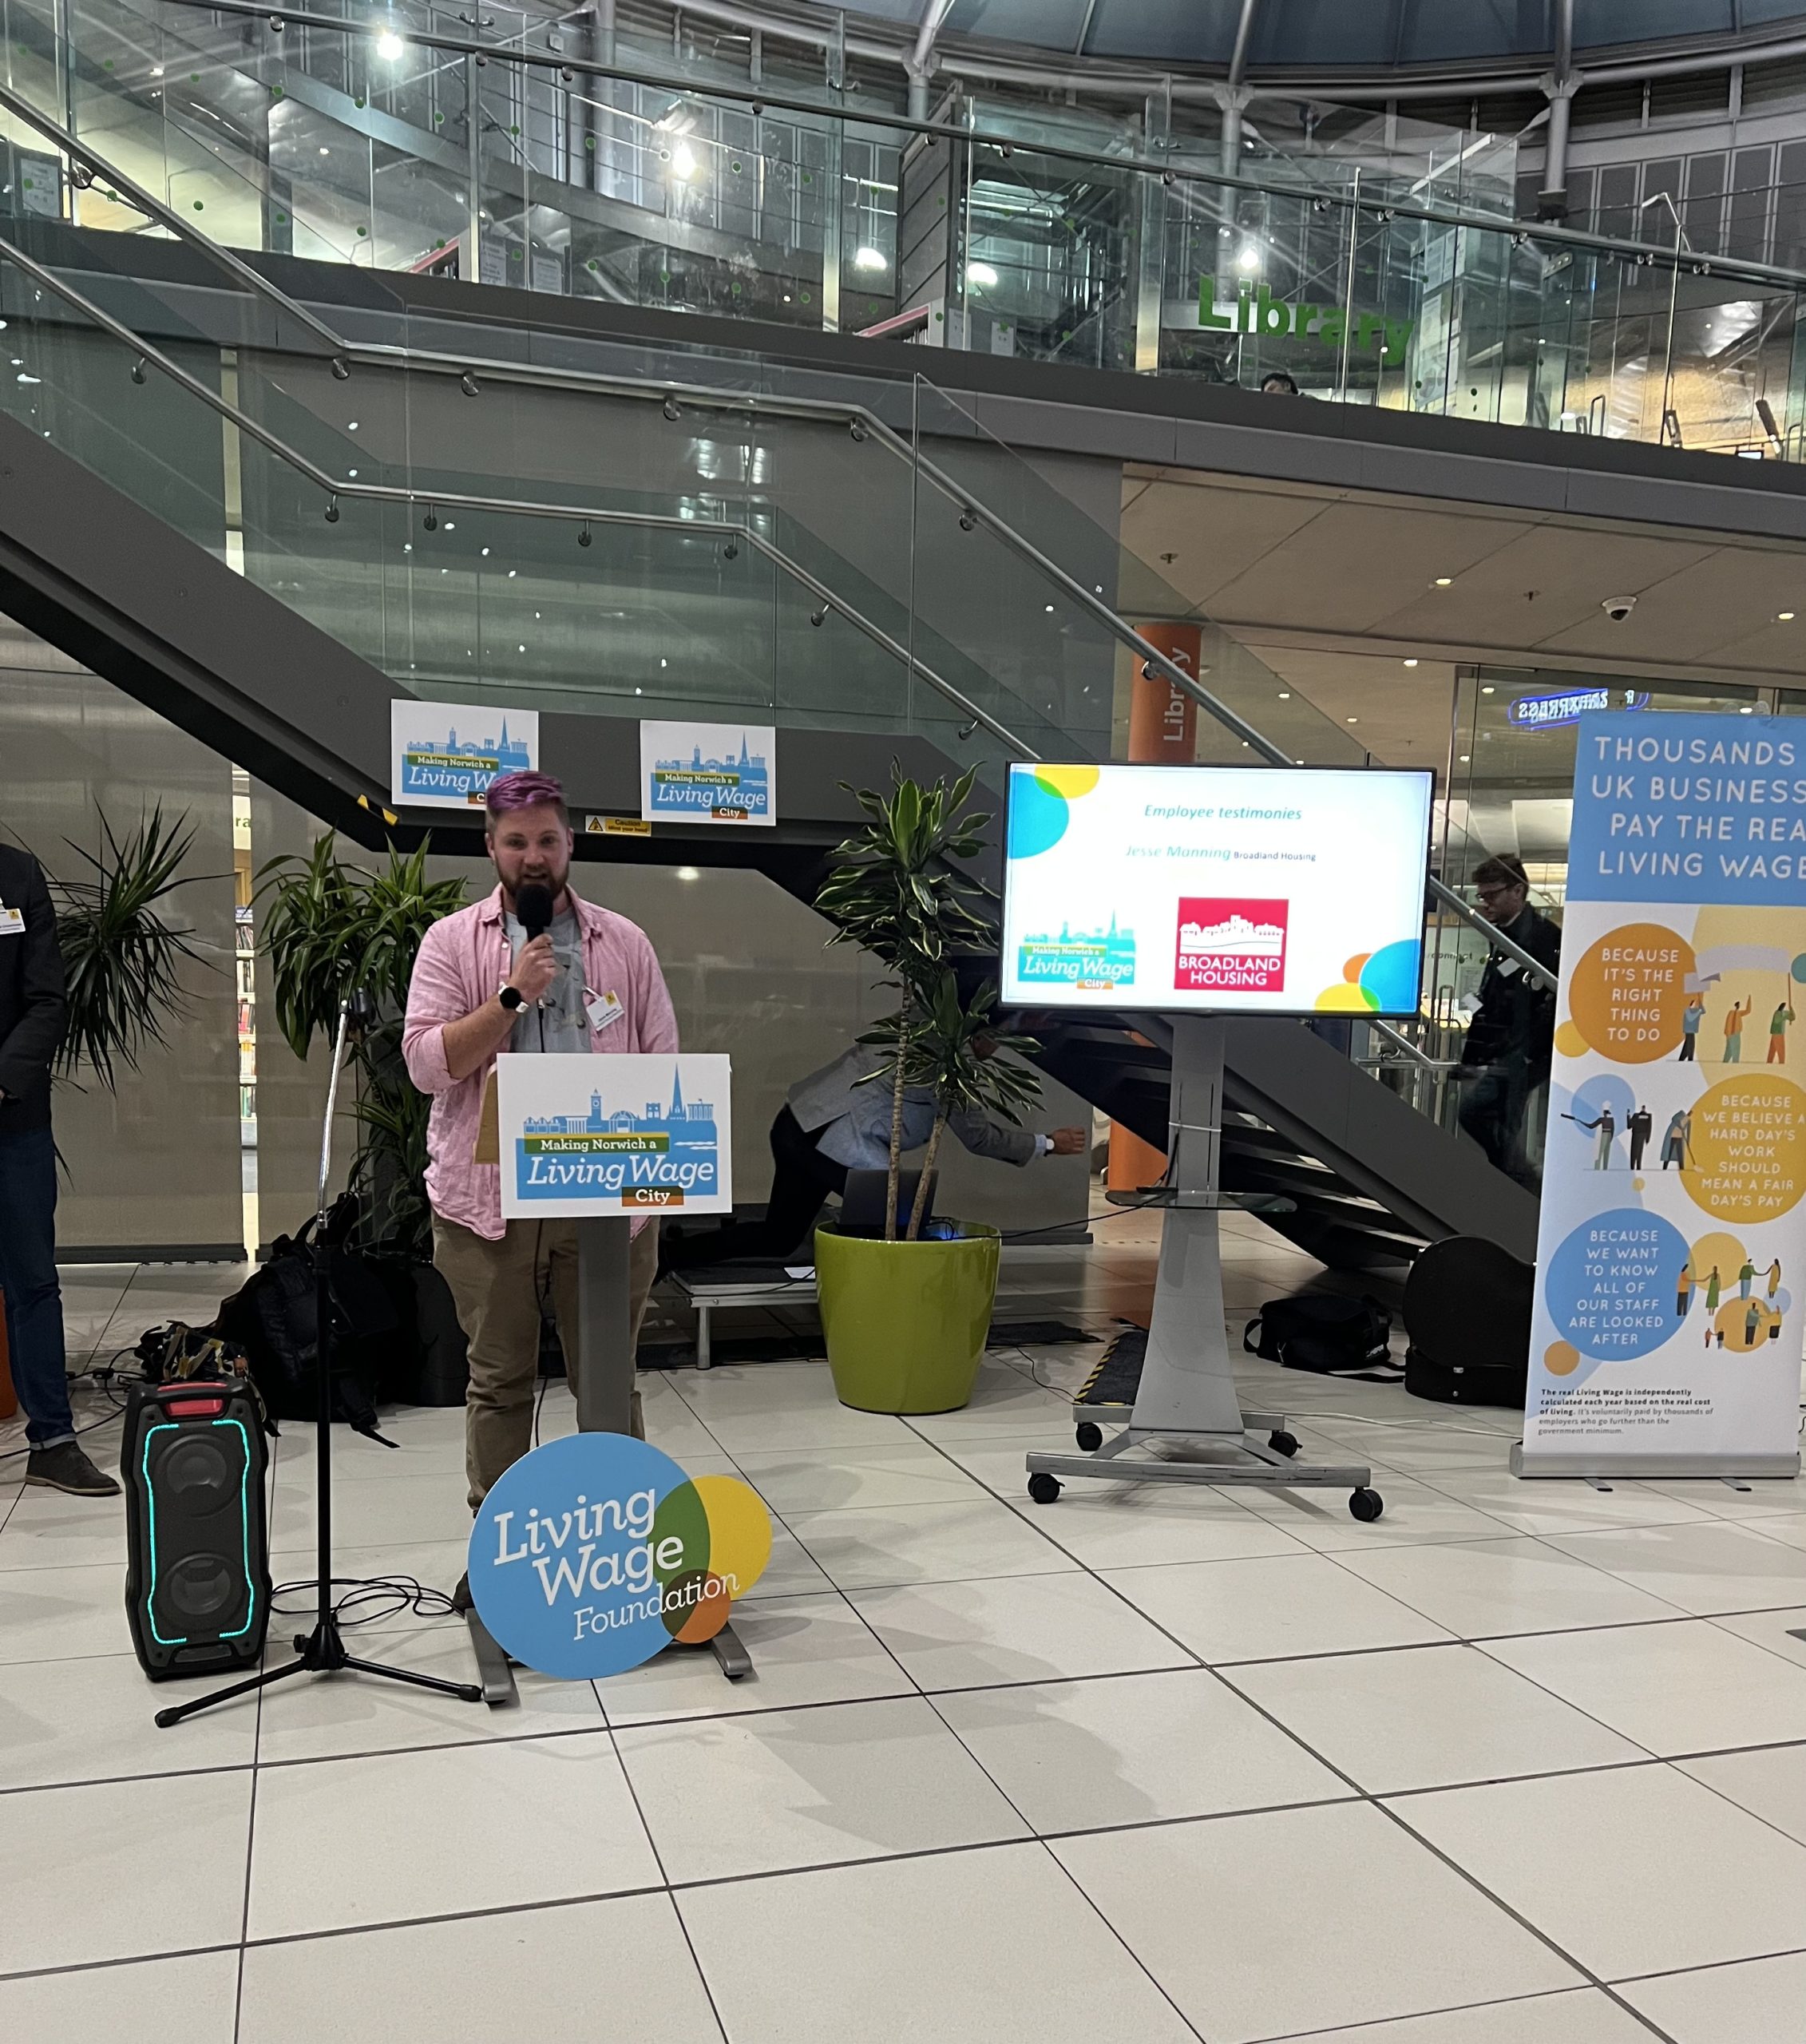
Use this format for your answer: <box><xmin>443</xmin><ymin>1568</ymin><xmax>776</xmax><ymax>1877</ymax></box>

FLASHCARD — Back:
<box><xmin>403</xmin><ymin>770</ymin><xmax>677</xmax><ymax>1597</ymax></box>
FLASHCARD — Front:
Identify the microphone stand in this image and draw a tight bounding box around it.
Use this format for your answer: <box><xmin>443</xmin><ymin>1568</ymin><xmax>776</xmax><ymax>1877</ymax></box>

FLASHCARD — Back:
<box><xmin>156</xmin><ymin>992</ymin><xmax>482</xmax><ymax>1727</ymax></box>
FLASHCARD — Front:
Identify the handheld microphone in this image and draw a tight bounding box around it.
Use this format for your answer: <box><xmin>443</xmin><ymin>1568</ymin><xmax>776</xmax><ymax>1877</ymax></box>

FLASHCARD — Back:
<box><xmin>515</xmin><ymin>881</ymin><xmax>554</xmax><ymax>942</ymax></box>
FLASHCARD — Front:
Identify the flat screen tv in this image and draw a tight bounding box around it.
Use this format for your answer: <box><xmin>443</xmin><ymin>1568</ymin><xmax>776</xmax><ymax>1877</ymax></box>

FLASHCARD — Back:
<box><xmin>1000</xmin><ymin>763</ymin><xmax>1436</xmax><ymax>1018</ymax></box>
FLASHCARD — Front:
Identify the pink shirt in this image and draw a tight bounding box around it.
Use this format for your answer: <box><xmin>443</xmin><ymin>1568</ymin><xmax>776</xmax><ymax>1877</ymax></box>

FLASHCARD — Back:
<box><xmin>402</xmin><ymin>885</ymin><xmax>679</xmax><ymax>1241</ymax></box>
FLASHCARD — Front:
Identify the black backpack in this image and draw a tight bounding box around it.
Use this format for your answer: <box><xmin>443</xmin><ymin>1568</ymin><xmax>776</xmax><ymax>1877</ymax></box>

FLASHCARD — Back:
<box><xmin>1402</xmin><ymin>1236</ymin><xmax>1532</xmax><ymax>1407</ymax></box>
<box><xmin>214</xmin><ymin>1199</ymin><xmax>395</xmax><ymax>1438</ymax></box>
<box><xmin>1243</xmin><ymin>1293</ymin><xmax>1400</xmax><ymax>1382</ymax></box>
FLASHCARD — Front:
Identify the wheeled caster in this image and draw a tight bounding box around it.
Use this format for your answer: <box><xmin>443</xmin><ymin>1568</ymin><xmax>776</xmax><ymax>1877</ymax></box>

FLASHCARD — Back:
<box><xmin>1075</xmin><ymin>1420</ymin><xmax>1103</xmax><ymax>1452</ymax></box>
<box><xmin>1349</xmin><ymin>1487</ymin><xmax>1384</xmax><ymax>1523</ymax></box>
<box><xmin>1268</xmin><ymin>1429</ymin><xmax>1299</xmax><ymax>1459</ymax></box>
<box><xmin>1028</xmin><ymin>1472</ymin><xmax>1062</xmax><ymax>1504</ymax></box>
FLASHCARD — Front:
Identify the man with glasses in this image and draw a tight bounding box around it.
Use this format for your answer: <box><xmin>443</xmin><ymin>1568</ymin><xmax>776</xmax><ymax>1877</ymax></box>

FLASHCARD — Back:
<box><xmin>1457</xmin><ymin>854</ymin><xmax>1562</xmax><ymax>1186</ymax></box>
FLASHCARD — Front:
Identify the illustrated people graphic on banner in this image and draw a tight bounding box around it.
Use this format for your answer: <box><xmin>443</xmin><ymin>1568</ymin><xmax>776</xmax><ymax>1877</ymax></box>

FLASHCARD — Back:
<box><xmin>1520</xmin><ymin>707</ymin><xmax>1806</xmax><ymax>1480</ymax></box>
<box><xmin>1564</xmin><ymin>1101</ymin><xmax>1617</xmax><ymax>1169</ymax></box>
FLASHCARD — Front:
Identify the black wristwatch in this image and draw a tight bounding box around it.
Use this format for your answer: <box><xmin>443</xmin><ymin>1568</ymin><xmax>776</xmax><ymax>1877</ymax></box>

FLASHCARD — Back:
<box><xmin>499</xmin><ymin>984</ymin><xmax>525</xmax><ymax>1012</ymax></box>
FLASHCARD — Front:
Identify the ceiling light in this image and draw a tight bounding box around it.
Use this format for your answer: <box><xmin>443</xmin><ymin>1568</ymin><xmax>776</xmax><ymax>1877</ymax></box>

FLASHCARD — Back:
<box><xmin>319</xmin><ymin>146</ymin><xmax>330</xmax><ymax>156</ymax></box>
<box><xmin>481</xmin><ymin>545</ymin><xmax>489</xmax><ymax>556</ymax></box>
<box><xmin>1433</xmin><ymin>576</ymin><xmax>1452</xmax><ymax>586</ymax></box>
<box><xmin>1403</xmin><ymin>658</ymin><xmax>1418</xmax><ymax>667</ymax></box>
<box><xmin>1277</xmin><ymin>691</ymin><xmax>1291</xmax><ymax>699</ymax></box>
<box><xmin>1780</xmin><ymin>611</ymin><xmax>1796</xmax><ymax>621</ymax></box>
<box><xmin>1044</xmin><ymin>604</ymin><xmax>1054</xmax><ymax>613</ymax></box>
<box><xmin>676</xmin><ymin>866</ymin><xmax>701</xmax><ymax>881</ymax></box>
<box><xmin>1345</xmin><ymin>715</ymin><xmax>1358</xmax><ymax>723</ymax></box>
<box><xmin>966</xmin><ymin>261</ymin><xmax>998</xmax><ymax>288</ymax></box>
<box><xmin>1235</xmin><ymin>243</ymin><xmax>1261</xmax><ymax>271</ymax></box>
<box><xmin>347</xmin><ymin>421</ymin><xmax>358</xmax><ymax>430</ymax></box>
<box><xmin>1480</xmin><ymin>683</ymin><xmax>1495</xmax><ymax>694</ymax></box>
<box><xmin>375</xmin><ymin>28</ymin><xmax>405</xmax><ymax>59</ymax></box>
<box><xmin>1458</xmin><ymin>752</ymin><xmax>1471</xmax><ymax>762</ymax></box>
<box><xmin>444</xmin><ymin>521</ymin><xmax>455</xmax><ymax>530</ymax></box>
<box><xmin>853</xmin><ymin>246</ymin><xmax>887</xmax><ymax>272</ymax></box>
<box><xmin>671</xmin><ymin>142</ymin><xmax>697</xmax><ymax>180</ymax></box>
<box><xmin>507</xmin><ymin>568</ymin><xmax>517</xmax><ymax>577</ymax></box>
<box><xmin>660</xmin><ymin>656</ymin><xmax>668</xmax><ymax>667</ymax></box>
<box><xmin>1739</xmin><ymin>703</ymin><xmax>1755</xmax><ymax>714</ymax></box>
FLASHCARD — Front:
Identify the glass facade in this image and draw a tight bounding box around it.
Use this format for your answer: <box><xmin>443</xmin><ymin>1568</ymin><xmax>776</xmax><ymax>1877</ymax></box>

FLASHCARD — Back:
<box><xmin>4</xmin><ymin>0</ymin><xmax>1805</xmax><ymax>460</ymax></box>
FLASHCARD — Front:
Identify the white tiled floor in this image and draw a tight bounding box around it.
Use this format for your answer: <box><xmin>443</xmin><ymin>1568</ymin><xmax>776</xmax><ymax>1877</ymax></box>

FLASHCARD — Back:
<box><xmin>6</xmin><ymin>1229</ymin><xmax>1806</xmax><ymax>2041</ymax></box>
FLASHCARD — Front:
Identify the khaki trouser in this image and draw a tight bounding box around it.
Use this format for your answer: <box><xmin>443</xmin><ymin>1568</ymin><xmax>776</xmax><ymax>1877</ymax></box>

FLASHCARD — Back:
<box><xmin>432</xmin><ymin>1215</ymin><xmax>659</xmax><ymax>1507</ymax></box>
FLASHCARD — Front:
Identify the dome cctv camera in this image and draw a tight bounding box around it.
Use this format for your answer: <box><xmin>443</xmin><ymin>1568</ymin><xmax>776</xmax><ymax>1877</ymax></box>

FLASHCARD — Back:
<box><xmin>1602</xmin><ymin>596</ymin><xmax>1638</xmax><ymax>621</ymax></box>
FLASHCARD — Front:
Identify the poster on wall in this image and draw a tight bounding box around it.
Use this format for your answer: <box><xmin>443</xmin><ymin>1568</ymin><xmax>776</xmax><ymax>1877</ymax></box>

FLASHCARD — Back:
<box><xmin>496</xmin><ymin>1052</ymin><xmax>733</xmax><ymax>1221</ymax></box>
<box><xmin>390</xmin><ymin>700</ymin><xmax>541</xmax><ymax>809</ymax></box>
<box><xmin>1517</xmin><ymin>710</ymin><xmax>1806</xmax><ymax>1480</ymax></box>
<box><xmin>639</xmin><ymin>722</ymin><xmax>775</xmax><ymax>826</ymax></box>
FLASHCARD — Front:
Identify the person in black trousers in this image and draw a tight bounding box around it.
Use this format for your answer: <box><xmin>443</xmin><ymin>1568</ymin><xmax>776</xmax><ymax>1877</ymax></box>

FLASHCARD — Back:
<box><xmin>0</xmin><ymin>844</ymin><xmax>117</xmax><ymax>1495</ymax></box>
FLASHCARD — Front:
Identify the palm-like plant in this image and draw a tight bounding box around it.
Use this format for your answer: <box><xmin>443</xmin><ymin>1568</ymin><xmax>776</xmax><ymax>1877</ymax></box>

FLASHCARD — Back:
<box><xmin>51</xmin><ymin>807</ymin><xmax>213</xmax><ymax>1090</ymax></box>
<box><xmin>816</xmin><ymin>767</ymin><xmax>1041</xmax><ymax>1241</ymax></box>
<box><xmin>875</xmin><ymin>971</ymin><xmax>1042</xmax><ymax>1239</ymax></box>
<box><xmin>257</xmin><ymin>837</ymin><xmax>465</xmax><ymax>1258</ymax></box>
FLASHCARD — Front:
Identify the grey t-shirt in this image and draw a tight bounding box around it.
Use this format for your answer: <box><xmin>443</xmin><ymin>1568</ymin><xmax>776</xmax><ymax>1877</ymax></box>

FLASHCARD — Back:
<box><xmin>504</xmin><ymin>901</ymin><xmax>590</xmax><ymax>1053</ymax></box>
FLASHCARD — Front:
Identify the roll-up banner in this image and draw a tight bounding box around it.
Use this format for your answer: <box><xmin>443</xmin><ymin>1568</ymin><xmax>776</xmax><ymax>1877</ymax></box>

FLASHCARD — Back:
<box><xmin>1516</xmin><ymin>711</ymin><xmax>1806</xmax><ymax>1480</ymax></box>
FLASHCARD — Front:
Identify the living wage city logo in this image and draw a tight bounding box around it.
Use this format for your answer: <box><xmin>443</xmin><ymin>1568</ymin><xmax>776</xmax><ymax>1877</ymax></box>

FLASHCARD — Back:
<box><xmin>398</xmin><ymin>717</ymin><xmax>532</xmax><ymax>803</ymax></box>
<box><xmin>647</xmin><ymin>734</ymin><xmax>771</xmax><ymax>821</ymax></box>
<box><xmin>513</xmin><ymin>1067</ymin><xmax>719</xmax><ymax>1209</ymax></box>
<box><xmin>470</xmin><ymin>1434</ymin><xmax>772</xmax><ymax>1679</ymax></box>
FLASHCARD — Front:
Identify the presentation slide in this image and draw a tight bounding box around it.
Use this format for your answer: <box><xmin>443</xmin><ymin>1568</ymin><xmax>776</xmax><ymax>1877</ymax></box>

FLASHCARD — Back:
<box><xmin>1000</xmin><ymin>763</ymin><xmax>1435</xmax><ymax>1016</ymax></box>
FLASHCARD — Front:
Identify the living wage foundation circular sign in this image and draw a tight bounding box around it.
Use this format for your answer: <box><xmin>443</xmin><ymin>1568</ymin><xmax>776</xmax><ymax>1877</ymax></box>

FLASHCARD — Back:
<box><xmin>469</xmin><ymin>1434</ymin><xmax>772</xmax><ymax>1679</ymax></box>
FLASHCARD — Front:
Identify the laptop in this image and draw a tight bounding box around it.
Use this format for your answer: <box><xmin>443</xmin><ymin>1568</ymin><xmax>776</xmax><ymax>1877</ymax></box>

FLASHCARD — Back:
<box><xmin>838</xmin><ymin>1167</ymin><xmax>940</xmax><ymax>1238</ymax></box>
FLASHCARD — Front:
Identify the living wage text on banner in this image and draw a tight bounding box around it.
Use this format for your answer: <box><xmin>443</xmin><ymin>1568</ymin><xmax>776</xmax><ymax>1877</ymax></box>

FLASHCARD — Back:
<box><xmin>1519</xmin><ymin>710</ymin><xmax>1806</xmax><ymax>1479</ymax></box>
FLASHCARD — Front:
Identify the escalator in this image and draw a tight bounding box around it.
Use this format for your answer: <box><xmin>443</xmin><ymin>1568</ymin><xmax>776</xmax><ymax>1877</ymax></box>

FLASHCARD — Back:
<box><xmin>0</xmin><ymin>100</ymin><xmax>1551</xmax><ymax>1273</ymax></box>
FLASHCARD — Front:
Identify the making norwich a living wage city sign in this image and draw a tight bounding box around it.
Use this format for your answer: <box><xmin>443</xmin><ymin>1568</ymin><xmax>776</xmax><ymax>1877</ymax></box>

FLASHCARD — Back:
<box><xmin>639</xmin><ymin>721</ymin><xmax>776</xmax><ymax>826</ymax></box>
<box><xmin>1000</xmin><ymin>763</ymin><xmax>1435</xmax><ymax>1015</ymax></box>
<box><xmin>495</xmin><ymin>1053</ymin><xmax>734</xmax><ymax>1220</ymax></box>
<box><xmin>389</xmin><ymin>700</ymin><xmax>541</xmax><ymax>808</ymax></box>
<box><xmin>1521</xmin><ymin>710</ymin><xmax>1806</xmax><ymax>1479</ymax></box>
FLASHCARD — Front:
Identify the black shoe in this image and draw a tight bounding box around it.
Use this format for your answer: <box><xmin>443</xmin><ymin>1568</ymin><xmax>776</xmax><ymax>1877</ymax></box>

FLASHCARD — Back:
<box><xmin>25</xmin><ymin>1441</ymin><xmax>122</xmax><ymax>1498</ymax></box>
<box><xmin>451</xmin><ymin>1571</ymin><xmax>473</xmax><ymax>1614</ymax></box>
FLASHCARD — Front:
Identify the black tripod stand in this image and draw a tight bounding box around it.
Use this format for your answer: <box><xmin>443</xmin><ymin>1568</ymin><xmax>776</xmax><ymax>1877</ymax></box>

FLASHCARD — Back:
<box><xmin>156</xmin><ymin>992</ymin><xmax>482</xmax><ymax>1729</ymax></box>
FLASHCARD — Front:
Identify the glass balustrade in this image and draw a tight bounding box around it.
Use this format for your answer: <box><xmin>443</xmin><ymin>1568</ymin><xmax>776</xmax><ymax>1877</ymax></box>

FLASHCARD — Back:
<box><xmin>6</xmin><ymin>0</ymin><xmax>1805</xmax><ymax>460</ymax></box>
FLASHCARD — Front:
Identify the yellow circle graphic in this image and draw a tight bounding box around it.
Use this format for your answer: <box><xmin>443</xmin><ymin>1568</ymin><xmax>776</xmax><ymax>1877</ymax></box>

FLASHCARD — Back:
<box><xmin>1566</xmin><ymin>923</ymin><xmax>1696</xmax><ymax>1064</ymax></box>
<box><xmin>1681</xmin><ymin>1072</ymin><xmax>1806</xmax><ymax>1224</ymax></box>
<box><xmin>1554</xmin><ymin>1020</ymin><xmax>1590</xmax><ymax>1058</ymax></box>
<box><xmin>1033</xmin><ymin>766</ymin><xmax>1100</xmax><ymax>800</ymax></box>
<box><xmin>690</xmin><ymin>1474</ymin><xmax>773</xmax><ymax>1602</ymax></box>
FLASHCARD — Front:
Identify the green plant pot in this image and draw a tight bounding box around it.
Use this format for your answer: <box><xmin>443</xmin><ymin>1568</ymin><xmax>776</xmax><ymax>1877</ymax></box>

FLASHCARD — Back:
<box><xmin>814</xmin><ymin>1221</ymin><xmax>1001</xmax><ymax>1414</ymax></box>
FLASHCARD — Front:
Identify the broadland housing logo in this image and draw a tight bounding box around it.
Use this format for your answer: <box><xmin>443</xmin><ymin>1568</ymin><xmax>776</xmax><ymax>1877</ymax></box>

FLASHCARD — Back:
<box><xmin>1175</xmin><ymin>897</ymin><xmax>1289</xmax><ymax>993</ymax></box>
<box><xmin>1016</xmin><ymin>914</ymin><xmax>1138</xmax><ymax>991</ymax></box>
<box><xmin>515</xmin><ymin>1068</ymin><xmax>720</xmax><ymax>1208</ymax></box>
<box><xmin>647</xmin><ymin>735</ymin><xmax>771</xmax><ymax>821</ymax></box>
<box><xmin>398</xmin><ymin>718</ymin><xmax>532</xmax><ymax>803</ymax></box>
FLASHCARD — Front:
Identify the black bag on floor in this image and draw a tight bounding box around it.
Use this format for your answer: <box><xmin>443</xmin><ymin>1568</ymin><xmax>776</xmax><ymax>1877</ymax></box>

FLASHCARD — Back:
<box><xmin>1402</xmin><ymin>1235</ymin><xmax>1531</xmax><ymax>1408</ymax></box>
<box><xmin>1242</xmin><ymin>1293</ymin><xmax>1400</xmax><ymax>1382</ymax></box>
<box><xmin>214</xmin><ymin>1198</ymin><xmax>394</xmax><ymax>1437</ymax></box>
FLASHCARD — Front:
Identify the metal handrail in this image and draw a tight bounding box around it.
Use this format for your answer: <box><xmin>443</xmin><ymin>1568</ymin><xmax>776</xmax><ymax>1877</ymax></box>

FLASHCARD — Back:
<box><xmin>0</xmin><ymin>232</ymin><xmax>1035</xmax><ymax>762</ymax></box>
<box><xmin>48</xmin><ymin>0</ymin><xmax>1806</xmax><ymax>294</ymax></box>
<box><xmin>0</xmin><ymin>93</ymin><xmax>1551</xmax><ymax>988</ymax></box>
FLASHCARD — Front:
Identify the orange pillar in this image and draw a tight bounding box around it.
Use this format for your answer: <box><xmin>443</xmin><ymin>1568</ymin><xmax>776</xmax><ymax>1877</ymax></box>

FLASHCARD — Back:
<box><xmin>1108</xmin><ymin>622</ymin><xmax>1202</xmax><ymax>1193</ymax></box>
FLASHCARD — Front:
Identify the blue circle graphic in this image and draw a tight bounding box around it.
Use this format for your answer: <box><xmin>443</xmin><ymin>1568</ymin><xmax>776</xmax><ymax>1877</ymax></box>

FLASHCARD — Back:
<box><xmin>1007</xmin><ymin>773</ymin><xmax>1069</xmax><ymax>860</ymax></box>
<box><xmin>1358</xmin><ymin>938</ymin><xmax>1422</xmax><ymax>1016</ymax></box>
<box><xmin>468</xmin><ymin>1432</ymin><xmax>691</xmax><ymax>1679</ymax></box>
<box><xmin>1545</xmin><ymin>1206</ymin><xmax>1692</xmax><ymax>1363</ymax></box>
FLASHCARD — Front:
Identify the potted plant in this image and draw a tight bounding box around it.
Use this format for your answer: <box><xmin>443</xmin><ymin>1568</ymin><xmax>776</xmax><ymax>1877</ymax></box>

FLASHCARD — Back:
<box><xmin>812</xmin><ymin>770</ymin><xmax>1046</xmax><ymax>1413</ymax></box>
<box><xmin>49</xmin><ymin>806</ymin><xmax>212</xmax><ymax>1091</ymax></box>
<box><xmin>258</xmin><ymin>836</ymin><xmax>469</xmax><ymax>1400</ymax></box>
